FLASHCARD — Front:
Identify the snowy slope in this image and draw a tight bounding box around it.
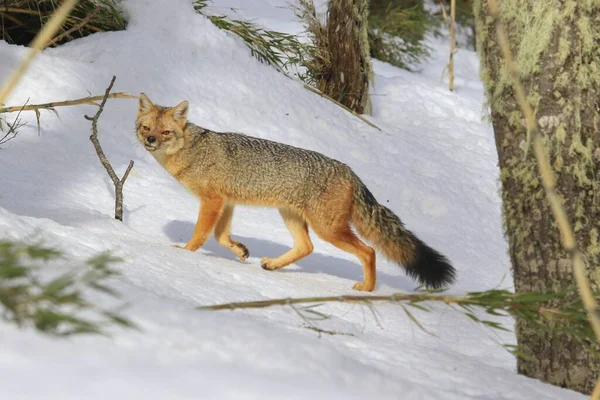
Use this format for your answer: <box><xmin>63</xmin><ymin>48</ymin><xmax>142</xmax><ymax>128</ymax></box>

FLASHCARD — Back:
<box><xmin>0</xmin><ymin>0</ymin><xmax>582</xmax><ymax>398</ymax></box>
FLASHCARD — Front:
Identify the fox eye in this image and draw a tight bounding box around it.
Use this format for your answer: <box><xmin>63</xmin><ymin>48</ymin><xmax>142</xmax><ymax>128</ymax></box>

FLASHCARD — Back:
<box><xmin>142</xmin><ymin>125</ymin><xmax>150</xmax><ymax>132</ymax></box>
<box><xmin>162</xmin><ymin>130</ymin><xmax>171</xmax><ymax>136</ymax></box>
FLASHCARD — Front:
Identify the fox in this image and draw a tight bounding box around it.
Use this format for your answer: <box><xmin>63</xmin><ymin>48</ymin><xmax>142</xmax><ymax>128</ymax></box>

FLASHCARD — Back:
<box><xmin>135</xmin><ymin>93</ymin><xmax>455</xmax><ymax>291</ymax></box>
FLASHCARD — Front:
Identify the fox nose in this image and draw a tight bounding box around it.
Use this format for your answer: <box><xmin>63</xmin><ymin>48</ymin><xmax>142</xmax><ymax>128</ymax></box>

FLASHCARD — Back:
<box><xmin>146</xmin><ymin>135</ymin><xmax>157</xmax><ymax>144</ymax></box>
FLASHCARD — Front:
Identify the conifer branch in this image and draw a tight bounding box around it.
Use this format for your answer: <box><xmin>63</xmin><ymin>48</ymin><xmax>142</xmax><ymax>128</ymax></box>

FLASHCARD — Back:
<box><xmin>197</xmin><ymin>288</ymin><xmax>597</xmax><ymax>354</ymax></box>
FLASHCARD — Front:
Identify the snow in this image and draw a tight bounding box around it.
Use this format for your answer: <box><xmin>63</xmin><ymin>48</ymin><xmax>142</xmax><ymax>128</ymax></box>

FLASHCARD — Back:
<box><xmin>0</xmin><ymin>0</ymin><xmax>583</xmax><ymax>398</ymax></box>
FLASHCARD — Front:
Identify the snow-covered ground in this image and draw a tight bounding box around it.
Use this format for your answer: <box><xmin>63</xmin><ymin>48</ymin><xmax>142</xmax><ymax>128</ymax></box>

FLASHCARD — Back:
<box><xmin>0</xmin><ymin>0</ymin><xmax>582</xmax><ymax>398</ymax></box>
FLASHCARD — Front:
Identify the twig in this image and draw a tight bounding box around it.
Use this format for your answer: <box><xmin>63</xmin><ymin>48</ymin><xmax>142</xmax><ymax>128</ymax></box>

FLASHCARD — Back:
<box><xmin>438</xmin><ymin>0</ymin><xmax>450</xmax><ymax>24</ymax></box>
<box><xmin>303</xmin><ymin>324</ymin><xmax>355</xmax><ymax>337</ymax></box>
<box><xmin>438</xmin><ymin>0</ymin><xmax>456</xmax><ymax>90</ymax></box>
<box><xmin>85</xmin><ymin>76</ymin><xmax>134</xmax><ymax>222</ymax></box>
<box><xmin>47</xmin><ymin>6</ymin><xmax>100</xmax><ymax>47</ymax></box>
<box><xmin>0</xmin><ymin>0</ymin><xmax>79</xmax><ymax>106</ymax></box>
<box><xmin>303</xmin><ymin>84</ymin><xmax>382</xmax><ymax>131</ymax></box>
<box><xmin>487</xmin><ymin>0</ymin><xmax>600</xmax><ymax>396</ymax></box>
<box><xmin>0</xmin><ymin>100</ymin><xmax>28</xmax><ymax>147</ymax></box>
<box><xmin>0</xmin><ymin>12</ymin><xmax>23</xmax><ymax>26</ymax></box>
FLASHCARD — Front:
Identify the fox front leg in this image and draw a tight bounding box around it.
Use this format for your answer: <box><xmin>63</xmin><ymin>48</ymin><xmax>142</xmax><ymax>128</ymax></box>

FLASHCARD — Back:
<box><xmin>175</xmin><ymin>197</ymin><xmax>225</xmax><ymax>251</ymax></box>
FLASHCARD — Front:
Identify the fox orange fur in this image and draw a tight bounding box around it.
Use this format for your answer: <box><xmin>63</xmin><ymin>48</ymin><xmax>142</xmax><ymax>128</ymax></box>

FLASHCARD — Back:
<box><xmin>136</xmin><ymin>93</ymin><xmax>455</xmax><ymax>291</ymax></box>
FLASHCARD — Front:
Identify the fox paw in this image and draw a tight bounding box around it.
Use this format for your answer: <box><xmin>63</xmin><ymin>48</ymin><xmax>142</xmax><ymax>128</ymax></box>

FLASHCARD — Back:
<box><xmin>235</xmin><ymin>243</ymin><xmax>250</xmax><ymax>261</ymax></box>
<box><xmin>352</xmin><ymin>282</ymin><xmax>374</xmax><ymax>292</ymax></box>
<box><xmin>173</xmin><ymin>244</ymin><xmax>197</xmax><ymax>251</ymax></box>
<box><xmin>260</xmin><ymin>257</ymin><xmax>279</xmax><ymax>271</ymax></box>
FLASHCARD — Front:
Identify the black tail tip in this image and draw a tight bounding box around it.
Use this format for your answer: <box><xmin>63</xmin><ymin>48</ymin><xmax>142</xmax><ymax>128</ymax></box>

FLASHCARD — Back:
<box><xmin>406</xmin><ymin>239</ymin><xmax>456</xmax><ymax>290</ymax></box>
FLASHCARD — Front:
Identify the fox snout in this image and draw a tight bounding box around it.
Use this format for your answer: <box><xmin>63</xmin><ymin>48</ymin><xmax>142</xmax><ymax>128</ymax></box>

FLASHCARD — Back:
<box><xmin>136</xmin><ymin>124</ymin><xmax>160</xmax><ymax>151</ymax></box>
<box><xmin>143</xmin><ymin>134</ymin><xmax>157</xmax><ymax>149</ymax></box>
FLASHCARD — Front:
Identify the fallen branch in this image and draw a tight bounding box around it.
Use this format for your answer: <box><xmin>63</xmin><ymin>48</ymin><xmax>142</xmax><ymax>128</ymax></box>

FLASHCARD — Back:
<box><xmin>303</xmin><ymin>324</ymin><xmax>355</xmax><ymax>337</ymax></box>
<box><xmin>303</xmin><ymin>84</ymin><xmax>382</xmax><ymax>131</ymax></box>
<box><xmin>85</xmin><ymin>76</ymin><xmax>134</xmax><ymax>222</ymax></box>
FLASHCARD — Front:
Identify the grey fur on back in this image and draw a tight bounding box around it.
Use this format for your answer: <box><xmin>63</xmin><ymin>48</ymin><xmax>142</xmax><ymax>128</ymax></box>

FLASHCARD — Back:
<box><xmin>177</xmin><ymin>123</ymin><xmax>353</xmax><ymax>207</ymax></box>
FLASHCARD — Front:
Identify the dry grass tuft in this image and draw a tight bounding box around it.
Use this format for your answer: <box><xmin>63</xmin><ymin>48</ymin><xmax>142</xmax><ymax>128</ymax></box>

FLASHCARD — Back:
<box><xmin>0</xmin><ymin>0</ymin><xmax>126</xmax><ymax>47</ymax></box>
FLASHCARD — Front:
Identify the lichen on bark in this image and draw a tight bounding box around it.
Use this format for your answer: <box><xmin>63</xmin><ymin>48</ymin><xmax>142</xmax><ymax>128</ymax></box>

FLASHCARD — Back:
<box><xmin>474</xmin><ymin>0</ymin><xmax>600</xmax><ymax>393</ymax></box>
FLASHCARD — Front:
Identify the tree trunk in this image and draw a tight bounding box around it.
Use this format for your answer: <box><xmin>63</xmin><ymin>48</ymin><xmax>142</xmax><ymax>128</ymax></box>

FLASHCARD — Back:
<box><xmin>473</xmin><ymin>0</ymin><xmax>600</xmax><ymax>394</ymax></box>
<box><xmin>323</xmin><ymin>0</ymin><xmax>372</xmax><ymax>114</ymax></box>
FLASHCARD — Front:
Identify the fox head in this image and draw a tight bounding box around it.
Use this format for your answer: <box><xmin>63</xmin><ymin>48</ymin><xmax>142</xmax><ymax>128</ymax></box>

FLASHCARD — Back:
<box><xmin>136</xmin><ymin>93</ymin><xmax>189</xmax><ymax>156</ymax></box>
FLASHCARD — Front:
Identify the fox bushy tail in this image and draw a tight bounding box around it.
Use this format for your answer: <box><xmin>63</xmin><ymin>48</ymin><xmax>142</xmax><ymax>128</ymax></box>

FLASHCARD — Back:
<box><xmin>351</xmin><ymin>177</ymin><xmax>455</xmax><ymax>289</ymax></box>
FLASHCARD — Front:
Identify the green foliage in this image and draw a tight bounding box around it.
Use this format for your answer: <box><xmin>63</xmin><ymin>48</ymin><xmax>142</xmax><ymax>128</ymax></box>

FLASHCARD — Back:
<box><xmin>0</xmin><ymin>0</ymin><xmax>126</xmax><ymax>46</ymax></box>
<box><xmin>368</xmin><ymin>0</ymin><xmax>433</xmax><ymax>69</ymax></box>
<box><xmin>193</xmin><ymin>1</ymin><xmax>313</xmax><ymax>77</ymax></box>
<box><xmin>459</xmin><ymin>289</ymin><xmax>597</xmax><ymax>351</ymax></box>
<box><xmin>0</xmin><ymin>240</ymin><xmax>135</xmax><ymax>337</ymax></box>
<box><xmin>293</xmin><ymin>0</ymin><xmax>331</xmax><ymax>86</ymax></box>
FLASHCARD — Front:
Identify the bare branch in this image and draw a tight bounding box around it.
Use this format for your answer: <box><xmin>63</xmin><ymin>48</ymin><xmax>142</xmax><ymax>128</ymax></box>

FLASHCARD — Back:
<box><xmin>437</xmin><ymin>0</ymin><xmax>450</xmax><ymax>24</ymax></box>
<box><xmin>0</xmin><ymin>92</ymin><xmax>137</xmax><ymax>135</ymax></box>
<box><xmin>302</xmin><ymin>84</ymin><xmax>382</xmax><ymax>131</ymax></box>
<box><xmin>0</xmin><ymin>92</ymin><xmax>137</xmax><ymax>115</ymax></box>
<box><xmin>86</xmin><ymin>76</ymin><xmax>135</xmax><ymax>222</ymax></box>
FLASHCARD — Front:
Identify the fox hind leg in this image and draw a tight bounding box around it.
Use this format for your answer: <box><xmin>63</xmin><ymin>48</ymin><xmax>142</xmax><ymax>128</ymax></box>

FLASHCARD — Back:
<box><xmin>261</xmin><ymin>208</ymin><xmax>313</xmax><ymax>270</ymax></box>
<box><xmin>214</xmin><ymin>203</ymin><xmax>249</xmax><ymax>261</ymax></box>
<box><xmin>310</xmin><ymin>219</ymin><xmax>376</xmax><ymax>292</ymax></box>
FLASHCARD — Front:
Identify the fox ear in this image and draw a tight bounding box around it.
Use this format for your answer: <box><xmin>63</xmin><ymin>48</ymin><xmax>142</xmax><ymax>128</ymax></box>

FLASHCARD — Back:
<box><xmin>172</xmin><ymin>100</ymin><xmax>189</xmax><ymax>122</ymax></box>
<box><xmin>139</xmin><ymin>92</ymin><xmax>154</xmax><ymax>114</ymax></box>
